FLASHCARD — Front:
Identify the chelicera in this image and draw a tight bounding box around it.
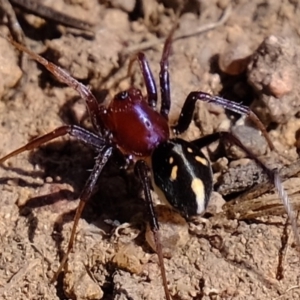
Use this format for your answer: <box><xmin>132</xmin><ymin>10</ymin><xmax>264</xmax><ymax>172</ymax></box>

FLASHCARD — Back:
<box><xmin>0</xmin><ymin>29</ymin><xmax>297</xmax><ymax>300</ymax></box>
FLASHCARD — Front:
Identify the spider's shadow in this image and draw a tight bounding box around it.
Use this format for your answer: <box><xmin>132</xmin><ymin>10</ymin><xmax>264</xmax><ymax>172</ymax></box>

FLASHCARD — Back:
<box><xmin>209</xmin><ymin>53</ymin><xmax>255</xmax><ymax>108</ymax></box>
<box><xmin>1</xmin><ymin>94</ymin><xmax>146</xmax><ymax>279</ymax></box>
<box><xmin>21</xmin><ymin>135</ymin><xmax>144</xmax><ymax>237</ymax></box>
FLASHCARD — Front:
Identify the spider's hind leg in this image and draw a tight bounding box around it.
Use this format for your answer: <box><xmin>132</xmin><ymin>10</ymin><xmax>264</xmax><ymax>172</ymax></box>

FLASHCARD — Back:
<box><xmin>192</xmin><ymin>131</ymin><xmax>300</xmax><ymax>248</ymax></box>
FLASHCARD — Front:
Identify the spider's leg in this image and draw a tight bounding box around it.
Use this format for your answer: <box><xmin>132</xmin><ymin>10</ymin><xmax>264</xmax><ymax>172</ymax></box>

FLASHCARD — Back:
<box><xmin>0</xmin><ymin>125</ymin><xmax>106</xmax><ymax>164</ymax></box>
<box><xmin>192</xmin><ymin>131</ymin><xmax>300</xmax><ymax>248</ymax></box>
<box><xmin>172</xmin><ymin>91</ymin><xmax>275</xmax><ymax>151</ymax></box>
<box><xmin>127</xmin><ymin>24</ymin><xmax>176</xmax><ymax>117</ymax></box>
<box><xmin>4</xmin><ymin>38</ymin><xmax>104</xmax><ymax>133</ymax></box>
<box><xmin>159</xmin><ymin>25</ymin><xmax>177</xmax><ymax>119</ymax></box>
<box><xmin>128</xmin><ymin>52</ymin><xmax>158</xmax><ymax>110</ymax></box>
<box><xmin>192</xmin><ymin>131</ymin><xmax>273</xmax><ymax>175</ymax></box>
<box><xmin>51</xmin><ymin>147</ymin><xmax>113</xmax><ymax>282</ymax></box>
<box><xmin>135</xmin><ymin>160</ymin><xmax>171</xmax><ymax>300</ymax></box>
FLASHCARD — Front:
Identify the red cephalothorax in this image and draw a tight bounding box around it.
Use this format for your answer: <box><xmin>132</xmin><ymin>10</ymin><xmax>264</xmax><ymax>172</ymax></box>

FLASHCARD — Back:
<box><xmin>100</xmin><ymin>88</ymin><xmax>169</xmax><ymax>156</ymax></box>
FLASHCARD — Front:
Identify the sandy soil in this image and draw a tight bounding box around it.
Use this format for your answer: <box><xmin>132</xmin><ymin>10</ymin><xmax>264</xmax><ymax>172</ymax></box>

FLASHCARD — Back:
<box><xmin>1</xmin><ymin>0</ymin><xmax>300</xmax><ymax>299</ymax></box>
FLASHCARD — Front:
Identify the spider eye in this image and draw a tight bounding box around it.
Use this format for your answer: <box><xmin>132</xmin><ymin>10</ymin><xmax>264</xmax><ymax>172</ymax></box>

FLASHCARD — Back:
<box><xmin>151</xmin><ymin>138</ymin><xmax>213</xmax><ymax>218</ymax></box>
<box><xmin>116</xmin><ymin>91</ymin><xmax>128</xmax><ymax>100</ymax></box>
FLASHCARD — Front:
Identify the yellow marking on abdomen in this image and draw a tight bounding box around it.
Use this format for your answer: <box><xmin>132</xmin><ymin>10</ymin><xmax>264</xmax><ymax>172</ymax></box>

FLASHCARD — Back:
<box><xmin>195</xmin><ymin>156</ymin><xmax>208</xmax><ymax>166</ymax></box>
<box><xmin>170</xmin><ymin>165</ymin><xmax>178</xmax><ymax>181</ymax></box>
<box><xmin>191</xmin><ymin>177</ymin><xmax>205</xmax><ymax>214</ymax></box>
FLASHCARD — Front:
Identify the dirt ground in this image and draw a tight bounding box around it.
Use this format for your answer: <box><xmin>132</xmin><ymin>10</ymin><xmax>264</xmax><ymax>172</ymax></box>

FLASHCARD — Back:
<box><xmin>1</xmin><ymin>0</ymin><xmax>300</xmax><ymax>299</ymax></box>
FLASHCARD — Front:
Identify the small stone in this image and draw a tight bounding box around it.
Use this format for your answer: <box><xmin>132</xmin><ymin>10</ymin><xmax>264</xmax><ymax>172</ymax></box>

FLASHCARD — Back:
<box><xmin>109</xmin><ymin>0</ymin><xmax>136</xmax><ymax>13</ymax></box>
<box><xmin>219</xmin><ymin>43</ymin><xmax>252</xmax><ymax>75</ymax></box>
<box><xmin>64</xmin><ymin>255</ymin><xmax>103</xmax><ymax>300</ymax></box>
<box><xmin>145</xmin><ymin>205</ymin><xmax>189</xmax><ymax>258</ymax></box>
<box><xmin>226</xmin><ymin>125</ymin><xmax>268</xmax><ymax>159</ymax></box>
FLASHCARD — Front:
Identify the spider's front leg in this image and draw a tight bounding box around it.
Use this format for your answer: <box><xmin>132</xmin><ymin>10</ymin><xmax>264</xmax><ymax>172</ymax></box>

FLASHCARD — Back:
<box><xmin>5</xmin><ymin>38</ymin><xmax>104</xmax><ymax>134</ymax></box>
<box><xmin>128</xmin><ymin>25</ymin><xmax>177</xmax><ymax>119</ymax></box>
<box><xmin>128</xmin><ymin>52</ymin><xmax>158</xmax><ymax>110</ymax></box>
<box><xmin>159</xmin><ymin>25</ymin><xmax>177</xmax><ymax>119</ymax></box>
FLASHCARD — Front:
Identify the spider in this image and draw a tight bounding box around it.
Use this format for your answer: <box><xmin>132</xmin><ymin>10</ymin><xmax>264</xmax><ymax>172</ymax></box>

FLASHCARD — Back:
<box><xmin>0</xmin><ymin>28</ymin><xmax>297</xmax><ymax>300</ymax></box>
